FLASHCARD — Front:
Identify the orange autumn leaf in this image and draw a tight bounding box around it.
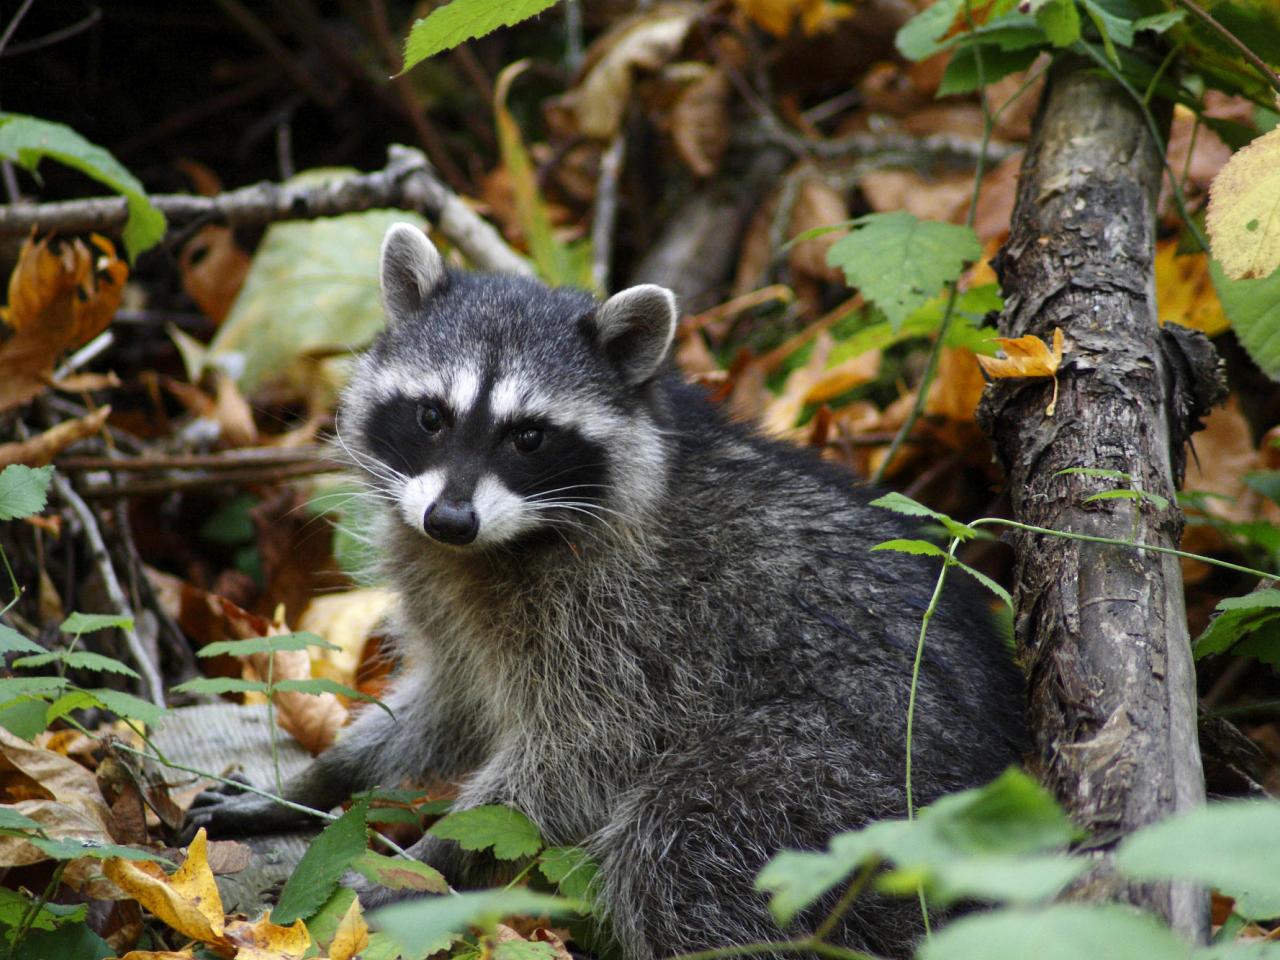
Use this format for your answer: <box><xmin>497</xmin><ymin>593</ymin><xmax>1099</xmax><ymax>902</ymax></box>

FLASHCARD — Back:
<box><xmin>104</xmin><ymin>828</ymin><xmax>225</xmax><ymax>944</ymax></box>
<box><xmin>975</xmin><ymin>328</ymin><xmax>1064</xmax><ymax>379</ymax></box>
<box><xmin>0</xmin><ymin>233</ymin><xmax>127</xmax><ymax>412</ymax></box>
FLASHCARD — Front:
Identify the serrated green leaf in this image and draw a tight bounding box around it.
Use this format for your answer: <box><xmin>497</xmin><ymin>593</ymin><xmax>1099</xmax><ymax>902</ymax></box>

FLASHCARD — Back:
<box><xmin>43</xmin><ymin>688</ymin><xmax>166</xmax><ymax>727</ymax></box>
<box><xmin>869</xmin><ymin>491</ymin><xmax>973</xmax><ymax>541</ymax></box>
<box><xmin>0</xmin><ymin>698</ymin><xmax>52</xmax><ymax>738</ymax></box>
<box><xmin>0</xmin><ymin>114</ymin><xmax>165</xmax><ymax>262</ymax></box>
<box><xmin>169</xmin><ymin>677</ymin><xmax>270</xmax><ymax>696</ymax></box>
<box><xmin>918</xmin><ymin>903</ymin><xmax>1188</xmax><ymax>960</ymax></box>
<box><xmin>1115</xmin><ymin>801</ymin><xmax>1280</xmax><ymax>920</ymax></box>
<box><xmin>13</xmin><ymin>651</ymin><xmax>140</xmax><ymax>680</ymax></box>
<box><xmin>0</xmin><ymin>625</ymin><xmax>45</xmax><ymax>656</ymax></box>
<box><xmin>538</xmin><ymin>846</ymin><xmax>599</xmax><ymax>902</ymax></box>
<box><xmin>954</xmin><ymin>559</ymin><xmax>1013</xmax><ymax>608</ymax></box>
<box><xmin>0</xmin><ymin>676</ymin><xmax>69</xmax><ymax>698</ymax></box>
<box><xmin>0</xmin><ymin>465</ymin><xmax>53</xmax><ymax>522</ymax></box>
<box><xmin>429</xmin><ymin>804</ymin><xmax>542</xmax><ymax>861</ymax></box>
<box><xmin>1037</xmin><ymin>0</ymin><xmax>1082</xmax><ymax>45</ymax></box>
<box><xmin>896</xmin><ymin>0</ymin><xmax>965</xmax><ymax>60</ymax></box>
<box><xmin>197</xmin><ymin>632</ymin><xmax>339</xmax><ymax>658</ymax></box>
<box><xmin>352</xmin><ymin>850</ymin><xmax>449</xmax><ymax>894</ymax></box>
<box><xmin>19</xmin><ymin>835</ymin><xmax>172</xmax><ymax>864</ymax></box>
<box><xmin>274</xmin><ymin>798</ymin><xmax>369</xmax><ymax>924</ymax></box>
<box><xmin>402</xmin><ymin>0</ymin><xmax>561</xmax><ymax>71</ymax></box>
<box><xmin>826</xmin><ymin>213</ymin><xmax>982</xmax><ymax>331</ymax></box>
<box><xmin>374</xmin><ymin>890</ymin><xmax>580</xmax><ymax>957</ymax></box>
<box><xmin>872</xmin><ymin>539</ymin><xmax>949</xmax><ymax>557</ymax></box>
<box><xmin>60</xmin><ymin>612</ymin><xmax>134</xmax><ymax>635</ymax></box>
<box><xmin>1212</xmin><ymin>261</ymin><xmax>1280</xmax><ymax>378</ymax></box>
<box><xmin>1193</xmin><ymin>589</ymin><xmax>1280</xmax><ymax>658</ymax></box>
<box><xmin>272</xmin><ymin>678</ymin><xmax>393</xmax><ymax>717</ymax></box>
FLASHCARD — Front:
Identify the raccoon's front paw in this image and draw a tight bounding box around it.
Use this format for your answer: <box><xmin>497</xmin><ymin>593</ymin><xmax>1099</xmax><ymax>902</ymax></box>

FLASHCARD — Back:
<box><xmin>183</xmin><ymin>780</ymin><xmax>314</xmax><ymax>843</ymax></box>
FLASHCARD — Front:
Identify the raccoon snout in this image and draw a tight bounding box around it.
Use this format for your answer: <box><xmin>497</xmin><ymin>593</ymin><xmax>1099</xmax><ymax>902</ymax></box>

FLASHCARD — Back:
<box><xmin>424</xmin><ymin>500</ymin><xmax>479</xmax><ymax>545</ymax></box>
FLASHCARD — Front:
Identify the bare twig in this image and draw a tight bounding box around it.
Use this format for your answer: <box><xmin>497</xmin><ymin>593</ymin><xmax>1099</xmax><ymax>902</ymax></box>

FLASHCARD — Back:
<box><xmin>591</xmin><ymin>134</ymin><xmax>626</xmax><ymax>293</ymax></box>
<box><xmin>78</xmin><ymin>461</ymin><xmax>341</xmax><ymax>499</ymax></box>
<box><xmin>58</xmin><ymin>445</ymin><xmax>336</xmax><ymax>473</ymax></box>
<box><xmin>0</xmin><ymin>0</ymin><xmax>36</xmax><ymax>55</ymax></box>
<box><xmin>0</xmin><ymin>145</ymin><xmax>531</xmax><ymax>275</ymax></box>
<box><xmin>51</xmin><ymin>473</ymin><xmax>166</xmax><ymax>705</ymax></box>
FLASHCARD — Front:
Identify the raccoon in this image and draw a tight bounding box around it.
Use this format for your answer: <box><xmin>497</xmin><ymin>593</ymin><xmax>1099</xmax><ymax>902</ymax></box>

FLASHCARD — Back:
<box><xmin>189</xmin><ymin>223</ymin><xmax>1026</xmax><ymax>958</ymax></box>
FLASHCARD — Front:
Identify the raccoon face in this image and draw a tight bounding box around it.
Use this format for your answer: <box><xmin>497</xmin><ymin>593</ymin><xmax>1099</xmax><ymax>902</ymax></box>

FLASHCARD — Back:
<box><xmin>339</xmin><ymin>223</ymin><xmax>678</xmax><ymax>549</ymax></box>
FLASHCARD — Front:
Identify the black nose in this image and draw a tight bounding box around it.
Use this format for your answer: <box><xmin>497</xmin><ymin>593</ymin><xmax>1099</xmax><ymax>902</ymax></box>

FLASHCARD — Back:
<box><xmin>424</xmin><ymin>500</ymin><xmax>479</xmax><ymax>545</ymax></box>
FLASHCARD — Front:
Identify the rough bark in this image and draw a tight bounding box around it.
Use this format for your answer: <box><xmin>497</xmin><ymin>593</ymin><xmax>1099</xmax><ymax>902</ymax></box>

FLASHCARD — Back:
<box><xmin>978</xmin><ymin>58</ymin><xmax>1225</xmax><ymax>940</ymax></box>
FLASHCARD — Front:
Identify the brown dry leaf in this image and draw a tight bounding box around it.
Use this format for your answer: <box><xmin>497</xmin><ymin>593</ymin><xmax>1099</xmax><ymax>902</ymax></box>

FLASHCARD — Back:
<box><xmin>54</xmin><ymin>370</ymin><xmax>121</xmax><ymax>393</ymax></box>
<box><xmin>297</xmin><ymin>589</ymin><xmax>395</xmax><ymax>689</ymax></box>
<box><xmin>0</xmin><ymin>725</ymin><xmax>105</xmax><ymax>805</ymax></box>
<box><xmin>760</xmin><ymin>331</ymin><xmax>835</xmax><ymax>436</ymax></box>
<box><xmin>0</xmin><ymin>798</ymin><xmax>117</xmax><ymax>870</ymax></box>
<box><xmin>1155</xmin><ymin>241</ymin><xmax>1229</xmax><ymax>336</ymax></box>
<box><xmin>572</xmin><ymin>6</ymin><xmax>696</xmax><ymax>139</ymax></box>
<box><xmin>925</xmin><ymin>347</ymin><xmax>986</xmax><ymax>422</ymax></box>
<box><xmin>249</xmin><ymin>641</ymin><xmax>348</xmax><ymax>755</ymax></box>
<box><xmin>787</xmin><ymin>174</ymin><xmax>848</xmax><ymax>283</ymax></box>
<box><xmin>0</xmin><ymin>233</ymin><xmax>127</xmax><ymax>412</ymax></box>
<box><xmin>962</xmin><ymin>152</ymin><xmax>1022</xmax><ymax>244</ymax></box>
<box><xmin>735</xmin><ymin>0</ymin><xmax>853</xmax><ymax>36</ymax></box>
<box><xmin>0</xmin><ymin>404</ymin><xmax>111</xmax><ymax>468</ymax></box>
<box><xmin>214</xmin><ymin>371</ymin><xmax>259</xmax><ymax>447</ymax></box>
<box><xmin>180</xmin><ymin>226</ymin><xmax>251</xmax><ymax>326</ymax></box>
<box><xmin>670</xmin><ymin>66</ymin><xmax>731</xmax><ymax>179</ymax></box>
<box><xmin>529</xmin><ymin>927</ymin><xmax>574</xmax><ymax>960</ymax></box>
<box><xmin>324</xmin><ymin>897</ymin><xmax>369</xmax><ymax>960</ymax></box>
<box><xmin>104</xmin><ymin>828</ymin><xmax>226</xmax><ymax>944</ymax></box>
<box><xmin>976</xmin><ymin>329</ymin><xmax>1063</xmax><ymax>379</ymax></box>
<box><xmin>224</xmin><ymin>912</ymin><xmax>311</xmax><ymax>960</ymax></box>
<box><xmin>803</xmin><ymin>350</ymin><xmax>881</xmax><ymax>405</ymax></box>
<box><xmin>859</xmin><ymin>168</ymin><xmax>973</xmax><ymax>223</ymax></box>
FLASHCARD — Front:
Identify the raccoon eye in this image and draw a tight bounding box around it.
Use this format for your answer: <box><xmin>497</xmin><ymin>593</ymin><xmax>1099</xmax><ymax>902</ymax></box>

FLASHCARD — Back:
<box><xmin>512</xmin><ymin>426</ymin><xmax>544</xmax><ymax>453</ymax></box>
<box><xmin>417</xmin><ymin>403</ymin><xmax>445</xmax><ymax>435</ymax></box>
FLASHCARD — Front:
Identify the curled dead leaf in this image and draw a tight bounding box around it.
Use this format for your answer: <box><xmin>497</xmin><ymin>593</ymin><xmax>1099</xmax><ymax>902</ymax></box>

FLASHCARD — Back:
<box><xmin>104</xmin><ymin>828</ymin><xmax>225</xmax><ymax>944</ymax></box>
<box><xmin>0</xmin><ymin>233</ymin><xmax>127</xmax><ymax>412</ymax></box>
<box><xmin>976</xmin><ymin>328</ymin><xmax>1065</xmax><ymax>415</ymax></box>
<box><xmin>0</xmin><ymin>404</ymin><xmax>111</xmax><ymax>468</ymax></box>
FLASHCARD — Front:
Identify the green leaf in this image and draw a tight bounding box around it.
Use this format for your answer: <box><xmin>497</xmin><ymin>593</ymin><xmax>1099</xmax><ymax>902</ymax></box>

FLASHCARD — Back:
<box><xmin>0</xmin><ymin>886</ymin><xmax>87</xmax><ymax>930</ymax></box>
<box><xmin>1243</xmin><ymin>471</ymin><xmax>1280</xmax><ymax>505</ymax></box>
<box><xmin>1080</xmin><ymin>0</ymin><xmax>1134</xmax><ymax>64</ymax></box>
<box><xmin>872</xmin><ymin>539</ymin><xmax>949</xmax><ymax>557</ymax></box>
<box><xmin>0</xmin><ymin>676</ymin><xmax>69</xmax><ymax>699</ymax></box>
<box><xmin>198</xmin><ymin>632</ymin><xmax>339</xmax><ymax>658</ymax></box>
<box><xmin>826</xmin><ymin>213</ymin><xmax>982</xmax><ymax>331</ymax></box>
<box><xmin>1133</xmin><ymin>9</ymin><xmax>1184</xmax><ymax>33</ymax></box>
<box><xmin>0</xmin><ymin>698</ymin><xmax>53</xmax><ymax>738</ymax></box>
<box><xmin>880</xmin><ymin>852</ymin><xmax>1086</xmax><ymax>905</ymax></box>
<box><xmin>493</xmin><ymin>940</ymin><xmax>559</xmax><ymax>960</ymax></box>
<box><xmin>352</xmin><ymin>850</ymin><xmax>449</xmax><ymax>894</ymax></box>
<box><xmin>826</xmin><ymin>285</ymin><xmax>1003</xmax><ymax>367</ymax></box>
<box><xmin>918</xmin><ymin>903</ymin><xmax>1189</xmax><ymax>960</ymax></box>
<box><xmin>0</xmin><ymin>114</ymin><xmax>165</xmax><ymax>262</ymax></box>
<box><xmin>896</xmin><ymin>0</ymin><xmax>965</xmax><ymax>60</ymax></box>
<box><xmin>429</xmin><ymin>804</ymin><xmax>543</xmax><ymax>861</ymax></box>
<box><xmin>1212</xmin><ymin>262</ymin><xmax>1280</xmax><ymax>378</ymax></box>
<box><xmin>0</xmin><ymin>625</ymin><xmax>45</xmax><ymax>656</ymax></box>
<box><xmin>756</xmin><ymin>825</ymin><xmax>899</xmax><ymax>926</ymax></box>
<box><xmin>17</xmin><ymin>835</ymin><xmax>172</xmax><ymax>864</ymax></box>
<box><xmin>13</xmin><ymin>651</ymin><xmax>140</xmax><ymax>680</ymax></box>
<box><xmin>1037</xmin><ymin>0</ymin><xmax>1082</xmax><ymax>45</ymax></box>
<box><xmin>9</xmin><ymin>921</ymin><xmax>112</xmax><ymax>960</ymax></box>
<box><xmin>300</xmin><ymin>886</ymin><xmax>358</xmax><ymax>950</ymax></box>
<box><xmin>1083</xmin><ymin>488</ymin><xmax>1171</xmax><ymax>511</ymax></box>
<box><xmin>169</xmin><ymin>677</ymin><xmax>270</xmax><ymax>697</ymax></box>
<box><xmin>274</xmin><ymin>798</ymin><xmax>370</xmax><ymax>924</ymax></box>
<box><xmin>1193</xmin><ymin>589</ymin><xmax>1280</xmax><ymax>658</ymax></box>
<box><xmin>402</xmin><ymin>0</ymin><xmax>561</xmax><ymax>71</ymax></box>
<box><xmin>538</xmin><ymin>847</ymin><xmax>599</xmax><ymax>902</ymax></box>
<box><xmin>1115</xmin><ymin>800</ymin><xmax>1280</xmax><ymax>919</ymax></box>
<box><xmin>954</xmin><ymin>559</ymin><xmax>1013</xmax><ymax>608</ymax></box>
<box><xmin>373</xmin><ymin>890</ymin><xmax>580</xmax><ymax>957</ymax></box>
<box><xmin>44</xmin><ymin>688</ymin><xmax>166</xmax><ymax>727</ymax></box>
<box><xmin>0</xmin><ymin>808</ymin><xmax>43</xmax><ymax>831</ymax></box>
<box><xmin>938</xmin><ymin>44</ymin><xmax>1040</xmax><ymax>96</ymax></box>
<box><xmin>869</xmin><ymin>491</ymin><xmax>974</xmax><ymax>541</ymax></box>
<box><xmin>271</xmin><ymin>678</ymin><xmax>393</xmax><ymax>717</ymax></box>
<box><xmin>0</xmin><ymin>465</ymin><xmax>53</xmax><ymax>521</ymax></box>
<box><xmin>60</xmin><ymin>612</ymin><xmax>134</xmax><ymax>635</ymax></box>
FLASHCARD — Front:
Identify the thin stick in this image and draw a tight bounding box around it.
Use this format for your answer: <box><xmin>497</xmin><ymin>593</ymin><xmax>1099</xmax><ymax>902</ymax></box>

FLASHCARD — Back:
<box><xmin>591</xmin><ymin>133</ymin><xmax>626</xmax><ymax>293</ymax></box>
<box><xmin>52</xmin><ymin>473</ymin><xmax>166</xmax><ymax>705</ymax></box>
<box><xmin>59</xmin><ymin>446</ymin><xmax>336</xmax><ymax>473</ymax></box>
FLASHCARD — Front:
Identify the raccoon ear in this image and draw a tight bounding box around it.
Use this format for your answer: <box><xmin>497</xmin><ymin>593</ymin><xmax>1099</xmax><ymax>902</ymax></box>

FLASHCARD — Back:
<box><xmin>380</xmin><ymin>223</ymin><xmax>445</xmax><ymax>324</ymax></box>
<box><xmin>592</xmin><ymin>284</ymin><xmax>678</xmax><ymax>386</ymax></box>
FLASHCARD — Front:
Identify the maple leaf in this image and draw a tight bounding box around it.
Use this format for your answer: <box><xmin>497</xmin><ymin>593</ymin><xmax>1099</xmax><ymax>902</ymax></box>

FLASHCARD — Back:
<box><xmin>976</xmin><ymin>328</ymin><xmax>1066</xmax><ymax>415</ymax></box>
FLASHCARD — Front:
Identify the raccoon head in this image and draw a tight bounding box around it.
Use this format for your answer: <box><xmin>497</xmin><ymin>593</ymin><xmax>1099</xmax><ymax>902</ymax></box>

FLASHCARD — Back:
<box><xmin>338</xmin><ymin>223</ymin><xmax>679</xmax><ymax>549</ymax></box>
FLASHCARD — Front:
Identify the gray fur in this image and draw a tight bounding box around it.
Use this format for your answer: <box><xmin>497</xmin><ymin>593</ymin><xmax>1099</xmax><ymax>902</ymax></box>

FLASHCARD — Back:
<box><xmin>189</xmin><ymin>224</ymin><xmax>1026</xmax><ymax>959</ymax></box>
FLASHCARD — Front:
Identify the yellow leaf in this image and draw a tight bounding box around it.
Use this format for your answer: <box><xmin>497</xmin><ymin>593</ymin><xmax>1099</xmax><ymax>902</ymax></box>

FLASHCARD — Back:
<box><xmin>325</xmin><ymin>897</ymin><xmax>369</xmax><ymax>960</ymax></box>
<box><xmin>104</xmin><ymin>828</ymin><xmax>225</xmax><ymax>944</ymax></box>
<box><xmin>224</xmin><ymin>912</ymin><xmax>311</xmax><ymax>960</ymax></box>
<box><xmin>803</xmin><ymin>349</ymin><xmax>881</xmax><ymax>405</ymax></box>
<box><xmin>735</xmin><ymin>0</ymin><xmax>852</xmax><ymax>37</ymax></box>
<box><xmin>1154</xmin><ymin>241</ymin><xmax>1229</xmax><ymax>336</ymax></box>
<box><xmin>975</xmin><ymin>328</ymin><xmax>1064</xmax><ymax>379</ymax></box>
<box><xmin>118</xmin><ymin>952</ymin><xmax>196</xmax><ymax>959</ymax></box>
<box><xmin>1207</xmin><ymin>125</ymin><xmax>1280</xmax><ymax>280</ymax></box>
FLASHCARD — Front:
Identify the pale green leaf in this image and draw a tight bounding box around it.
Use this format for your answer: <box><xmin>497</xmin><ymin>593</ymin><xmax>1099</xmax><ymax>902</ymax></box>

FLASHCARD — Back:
<box><xmin>13</xmin><ymin>651</ymin><xmax>139</xmax><ymax>680</ymax></box>
<box><xmin>373</xmin><ymin>890</ymin><xmax>579</xmax><ymax>956</ymax></box>
<box><xmin>0</xmin><ymin>625</ymin><xmax>45</xmax><ymax>656</ymax></box>
<box><xmin>60</xmin><ymin>612</ymin><xmax>134</xmax><ymax>635</ymax></box>
<box><xmin>1211</xmin><ymin>261</ymin><xmax>1280</xmax><ymax>377</ymax></box>
<box><xmin>402</xmin><ymin>0</ymin><xmax>561</xmax><ymax>71</ymax></box>
<box><xmin>826</xmin><ymin>213</ymin><xmax>982</xmax><ymax>330</ymax></box>
<box><xmin>0</xmin><ymin>465</ymin><xmax>53</xmax><ymax>521</ymax></box>
<box><xmin>429</xmin><ymin>804</ymin><xmax>542</xmax><ymax>860</ymax></box>
<box><xmin>871</xmin><ymin>539</ymin><xmax>949</xmax><ymax>557</ymax></box>
<box><xmin>352</xmin><ymin>850</ymin><xmax>449</xmax><ymax>894</ymax></box>
<box><xmin>896</xmin><ymin>0</ymin><xmax>965</xmax><ymax>60</ymax></box>
<box><xmin>197</xmin><ymin>632</ymin><xmax>339</xmax><ymax>658</ymax></box>
<box><xmin>169</xmin><ymin>677</ymin><xmax>269</xmax><ymax>696</ymax></box>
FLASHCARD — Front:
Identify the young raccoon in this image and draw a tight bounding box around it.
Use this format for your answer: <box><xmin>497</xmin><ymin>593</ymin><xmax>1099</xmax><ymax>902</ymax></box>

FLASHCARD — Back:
<box><xmin>189</xmin><ymin>223</ymin><xmax>1026</xmax><ymax>958</ymax></box>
